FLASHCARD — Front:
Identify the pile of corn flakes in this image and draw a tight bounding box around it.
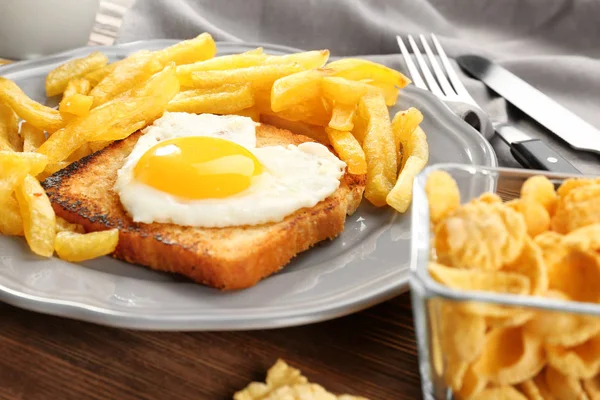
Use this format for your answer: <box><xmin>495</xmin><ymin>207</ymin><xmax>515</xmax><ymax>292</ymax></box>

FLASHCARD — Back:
<box><xmin>426</xmin><ymin>171</ymin><xmax>600</xmax><ymax>400</ymax></box>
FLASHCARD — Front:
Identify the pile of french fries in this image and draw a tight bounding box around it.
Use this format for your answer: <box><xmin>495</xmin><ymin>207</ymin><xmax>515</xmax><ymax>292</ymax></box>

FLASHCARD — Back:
<box><xmin>0</xmin><ymin>32</ymin><xmax>429</xmax><ymax>260</ymax></box>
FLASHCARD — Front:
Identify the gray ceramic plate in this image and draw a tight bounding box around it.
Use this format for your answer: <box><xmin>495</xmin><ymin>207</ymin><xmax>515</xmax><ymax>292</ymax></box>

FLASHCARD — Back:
<box><xmin>0</xmin><ymin>40</ymin><xmax>497</xmax><ymax>331</ymax></box>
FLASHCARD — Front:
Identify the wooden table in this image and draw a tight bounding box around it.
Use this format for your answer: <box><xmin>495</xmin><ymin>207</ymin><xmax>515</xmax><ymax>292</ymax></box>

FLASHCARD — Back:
<box><xmin>0</xmin><ymin>1</ymin><xmax>422</xmax><ymax>399</ymax></box>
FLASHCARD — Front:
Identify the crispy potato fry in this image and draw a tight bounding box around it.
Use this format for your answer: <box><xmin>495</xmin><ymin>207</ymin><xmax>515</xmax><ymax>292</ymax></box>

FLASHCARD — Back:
<box><xmin>89</xmin><ymin>51</ymin><xmax>163</xmax><ymax>107</ymax></box>
<box><xmin>63</xmin><ymin>77</ymin><xmax>92</xmax><ymax>97</ymax></box>
<box><xmin>0</xmin><ymin>77</ymin><xmax>64</xmax><ymax>132</ymax></box>
<box><xmin>429</xmin><ymin>262</ymin><xmax>531</xmax><ymax>294</ymax></box>
<box><xmin>21</xmin><ymin>122</ymin><xmax>46</xmax><ymax>152</ymax></box>
<box><xmin>0</xmin><ymin>151</ymin><xmax>48</xmax><ymax>186</ymax></box>
<box><xmin>329</xmin><ymin>103</ymin><xmax>355</xmax><ymax>131</ymax></box>
<box><xmin>546</xmin><ymin>366</ymin><xmax>588</xmax><ymax>400</ymax></box>
<box><xmin>0</xmin><ymin>192</ymin><xmax>23</xmax><ymax>236</ymax></box>
<box><xmin>358</xmin><ymin>92</ymin><xmax>397</xmax><ymax>206</ymax></box>
<box><xmin>425</xmin><ymin>170</ymin><xmax>461</xmax><ymax>224</ymax></box>
<box><xmin>325</xmin><ymin>127</ymin><xmax>367</xmax><ymax>175</ymax></box>
<box><xmin>473</xmin><ymin>326</ymin><xmax>546</xmax><ymax>385</ymax></box>
<box><xmin>83</xmin><ymin>63</ymin><xmax>116</xmax><ymax>86</ymax></box>
<box><xmin>15</xmin><ymin>174</ymin><xmax>56</xmax><ymax>257</ymax></box>
<box><xmin>391</xmin><ymin>107</ymin><xmax>424</xmax><ymax>166</ymax></box>
<box><xmin>67</xmin><ymin>143</ymin><xmax>93</xmax><ymax>163</ymax></box>
<box><xmin>45</xmin><ymin>52</ymin><xmax>108</xmax><ymax>97</ymax></box>
<box><xmin>59</xmin><ymin>93</ymin><xmax>93</xmax><ymax>117</ymax></box>
<box><xmin>234</xmin><ymin>106</ymin><xmax>261</xmax><ymax>122</ymax></box>
<box><xmin>365</xmin><ymin>80</ymin><xmax>399</xmax><ymax>106</ymax></box>
<box><xmin>471</xmin><ymin>386</ymin><xmax>528</xmax><ymax>400</ymax></box>
<box><xmin>264</xmin><ymin>50</ymin><xmax>330</xmax><ymax>69</ymax></box>
<box><xmin>270</xmin><ymin>69</ymin><xmax>331</xmax><ymax>112</ymax></box>
<box><xmin>166</xmin><ymin>84</ymin><xmax>254</xmax><ymax>114</ymax></box>
<box><xmin>37</xmin><ymin>161</ymin><xmax>70</xmax><ymax>181</ymax></box>
<box><xmin>0</xmin><ymin>102</ymin><xmax>20</xmax><ymax>151</ymax></box>
<box><xmin>153</xmin><ymin>33</ymin><xmax>216</xmax><ymax>66</ymax></box>
<box><xmin>56</xmin><ymin>217</ymin><xmax>85</xmax><ymax>234</ymax></box>
<box><xmin>321</xmin><ymin>77</ymin><xmax>372</xmax><ymax>106</ymax></box>
<box><xmin>38</xmin><ymin>65</ymin><xmax>179</xmax><ymax>161</ymax></box>
<box><xmin>191</xmin><ymin>63</ymin><xmax>306</xmax><ymax>90</ymax></box>
<box><xmin>260</xmin><ymin>114</ymin><xmax>329</xmax><ymax>144</ymax></box>
<box><xmin>176</xmin><ymin>53</ymin><xmax>267</xmax><ymax>87</ymax></box>
<box><xmin>88</xmin><ymin>140</ymin><xmax>113</xmax><ymax>153</ymax></box>
<box><xmin>386</xmin><ymin>126</ymin><xmax>429</xmax><ymax>212</ymax></box>
<box><xmin>54</xmin><ymin>229</ymin><xmax>119</xmax><ymax>262</ymax></box>
<box><xmin>327</xmin><ymin>58</ymin><xmax>411</xmax><ymax>88</ymax></box>
<box><xmin>434</xmin><ymin>202</ymin><xmax>527</xmax><ymax>271</ymax></box>
<box><xmin>272</xmin><ymin>98</ymin><xmax>332</xmax><ymax>127</ymax></box>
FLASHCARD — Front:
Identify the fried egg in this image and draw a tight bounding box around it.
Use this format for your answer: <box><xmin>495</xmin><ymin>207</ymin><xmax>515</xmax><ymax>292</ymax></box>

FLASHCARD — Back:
<box><xmin>114</xmin><ymin>112</ymin><xmax>346</xmax><ymax>228</ymax></box>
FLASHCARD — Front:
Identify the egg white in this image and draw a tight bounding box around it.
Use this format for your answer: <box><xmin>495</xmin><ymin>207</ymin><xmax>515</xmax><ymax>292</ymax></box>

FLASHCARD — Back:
<box><xmin>114</xmin><ymin>112</ymin><xmax>347</xmax><ymax>228</ymax></box>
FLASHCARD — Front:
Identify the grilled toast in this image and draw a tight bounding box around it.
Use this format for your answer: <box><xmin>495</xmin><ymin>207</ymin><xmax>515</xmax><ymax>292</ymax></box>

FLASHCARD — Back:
<box><xmin>43</xmin><ymin>124</ymin><xmax>366</xmax><ymax>290</ymax></box>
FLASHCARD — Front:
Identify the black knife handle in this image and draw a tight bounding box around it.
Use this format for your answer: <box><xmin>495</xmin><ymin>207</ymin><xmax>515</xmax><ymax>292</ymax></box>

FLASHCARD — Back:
<box><xmin>510</xmin><ymin>139</ymin><xmax>580</xmax><ymax>174</ymax></box>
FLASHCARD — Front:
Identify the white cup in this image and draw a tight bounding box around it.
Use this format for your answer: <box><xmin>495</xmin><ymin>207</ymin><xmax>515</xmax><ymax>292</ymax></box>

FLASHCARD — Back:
<box><xmin>0</xmin><ymin>0</ymin><xmax>100</xmax><ymax>60</ymax></box>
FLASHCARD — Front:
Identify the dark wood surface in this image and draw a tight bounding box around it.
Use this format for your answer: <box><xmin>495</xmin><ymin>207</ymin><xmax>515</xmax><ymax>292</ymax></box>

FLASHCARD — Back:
<box><xmin>0</xmin><ymin>2</ymin><xmax>422</xmax><ymax>399</ymax></box>
<box><xmin>0</xmin><ymin>293</ymin><xmax>421</xmax><ymax>400</ymax></box>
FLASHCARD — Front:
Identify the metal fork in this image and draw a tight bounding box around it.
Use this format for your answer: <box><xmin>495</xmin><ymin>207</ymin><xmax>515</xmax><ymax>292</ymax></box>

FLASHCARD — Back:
<box><xmin>396</xmin><ymin>34</ymin><xmax>493</xmax><ymax>140</ymax></box>
<box><xmin>397</xmin><ymin>34</ymin><xmax>581</xmax><ymax>174</ymax></box>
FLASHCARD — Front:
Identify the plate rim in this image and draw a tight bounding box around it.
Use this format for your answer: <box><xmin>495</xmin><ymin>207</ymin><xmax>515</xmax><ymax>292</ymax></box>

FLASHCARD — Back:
<box><xmin>0</xmin><ymin>39</ymin><xmax>497</xmax><ymax>331</ymax></box>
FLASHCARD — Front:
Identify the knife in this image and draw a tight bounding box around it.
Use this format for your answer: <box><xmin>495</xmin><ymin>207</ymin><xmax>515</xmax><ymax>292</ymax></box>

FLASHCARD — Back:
<box><xmin>457</xmin><ymin>55</ymin><xmax>600</xmax><ymax>155</ymax></box>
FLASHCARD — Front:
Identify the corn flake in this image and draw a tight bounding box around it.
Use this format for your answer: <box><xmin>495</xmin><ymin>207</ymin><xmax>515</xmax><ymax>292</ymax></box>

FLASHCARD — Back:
<box><xmin>552</xmin><ymin>183</ymin><xmax>600</xmax><ymax>234</ymax></box>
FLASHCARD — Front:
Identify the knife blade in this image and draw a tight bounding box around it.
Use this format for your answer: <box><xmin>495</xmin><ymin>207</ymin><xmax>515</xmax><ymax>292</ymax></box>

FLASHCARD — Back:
<box><xmin>493</xmin><ymin>122</ymin><xmax>580</xmax><ymax>174</ymax></box>
<box><xmin>456</xmin><ymin>55</ymin><xmax>600</xmax><ymax>154</ymax></box>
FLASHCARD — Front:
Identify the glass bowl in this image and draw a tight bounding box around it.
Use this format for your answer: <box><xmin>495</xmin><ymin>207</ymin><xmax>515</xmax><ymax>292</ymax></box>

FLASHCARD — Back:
<box><xmin>409</xmin><ymin>163</ymin><xmax>598</xmax><ymax>400</ymax></box>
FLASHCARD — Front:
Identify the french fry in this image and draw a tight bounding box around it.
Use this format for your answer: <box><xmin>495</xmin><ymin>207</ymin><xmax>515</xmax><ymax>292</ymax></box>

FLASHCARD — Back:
<box><xmin>38</xmin><ymin>65</ymin><xmax>179</xmax><ymax>162</ymax></box>
<box><xmin>260</xmin><ymin>114</ymin><xmax>329</xmax><ymax>144</ymax></box>
<box><xmin>54</xmin><ymin>229</ymin><xmax>119</xmax><ymax>262</ymax></box>
<box><xmin>56</xmin><ymin>217</ymin><xmax>85</xmax><ymax>234</ymax></box>
<box><xmin>0</xmin><ymin>192</ymin><xmax>23</xmax><ymax>236</ymax></box>
<box><xmin>37</xmin><ymin>161</ymin><xmax>70</xmax><ymax>181</ymax></box>
<box><xmin>386</xmin><ymin>126</ymin><xmax>429</xmax><ymax>212</ymax></box>
<box><xmin>234</xmin><ymin>107</ymin><xmax>261</xmax><ymax>122</ymax></box>
<box><xmin>0</xmin><ymin>151</ymin><xmax>48</xmax><ymax>185</ymax></box>
<box><xmin>63</xmin><ymin>78</ymin><xmax>92</xmax><ymax>97</ymax></box>
<box><xmin>176</xmin><ymin>51</ymin><xmax>267</xmax><ymax>87</ymax></box>
<box><xmin>366</xmin><ymin>80</ymin><xmax>399</xmax><ymax>106</ymax></box>
<box><xmin>166</xmin><ymin>84</ymin><xmax>254</xmax><ymax>115</ymax></box>
<box><xmin>89</xmin><ymin>50</ymin><xmax>163</xmax><ymax>107</ymax></box>
<box><xmin>327</xmin><ymin>58</ymin><xmax>411</xmax><ymax>88</ymax></box>
<box><xmin>15</xmin><ymin>174</ymin><xmax>56</xmax><ymax>257</ymax></box>
<box><xmin>270</xmin><ymin>98</ymin><xmax>331</xmax><ymax>127</ymax></box>
<box><xmin>0</xmin><ymin>77</ymin><xmax>64</xmax><ymax>133</ymax></box>
<box><xmin>191</xmin><ymin>63</ymin><xmax>306</xmax><ymax>90</ymax></box>
<box><xmin>329</xmin><ymin>103</ymin><xmax>355</xmax><ymax>131</ymax></box>
<box><xmin>322</xmin><ymin>77</ymin><xmax>372</xmax><ymax>105</ymax></box>
<box><xmin>264</xmin><ymin>50</ymin><xmax>330</xmax><ymax>69</ymax></box>
<box><xmin>325</xmin><ymin>127</ymin><xmax>367</xmax><ymax>175</ymax></box>
<box><xmin>153</xmin><ymin>33</ymin><xmax>216</xmax><ymax>66</ymax></box>
<box><xmin>67</xmin><ymin>143</ymin><xmax>93</xmax><ymax>162</ymax></box>
<box><xmin>0</xmin><ymin>102</ymin><xmax>20</xmax><ymax>151</ymax></box>
<box><xmin>21</xmin><ymin>122</ymin><xmax>46</xmax><ymax>152</ymax></box>
<box><xmin>358</xmin><ymin>92</ymin><xmax>397</xmax><ymax>206</ymax></box>
<box><xmin>270</xmin><ymin>69</ymin><xmax>331</xmax><ymax>112</ymax></box>
<box><xmin>391</xmin><ymin>107</ymin><xmax>424</xmax><ymax>167</ymax></box>
<box><xmin>45</xmin><ymin>52</ymin><xmax>108</xmax><ymax>97</ymax></box>
<box><xmin>59</xmin><ymin>94</ymin><xmax>94</xmax><ymax>117</ymax></box>
<box><xmin>83</xmin><ymin>63</ymin><xmax>116</xmax><ymax>86</ymax></box>
<box><xmin>88</xmin><ymin>140</ymin><xmax>113</xmax><ymax>153</ymax></box>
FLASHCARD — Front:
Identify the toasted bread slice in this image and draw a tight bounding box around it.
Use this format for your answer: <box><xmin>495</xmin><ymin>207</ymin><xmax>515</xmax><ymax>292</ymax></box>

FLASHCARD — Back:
<box><xmin>43</xmin><ymin>124</ymin><xmax>366</xmax><ymax>290</ymax></box>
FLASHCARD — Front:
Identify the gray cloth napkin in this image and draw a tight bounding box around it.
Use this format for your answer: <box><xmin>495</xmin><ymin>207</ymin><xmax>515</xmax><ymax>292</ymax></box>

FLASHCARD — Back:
<box><xmin>117</xmin><ymin>0</ymin><xmax>600</xmax><ymax>175</ymax></box>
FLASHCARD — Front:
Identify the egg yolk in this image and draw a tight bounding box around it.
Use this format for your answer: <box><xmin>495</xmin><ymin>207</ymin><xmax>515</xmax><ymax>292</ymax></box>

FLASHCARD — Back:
<box><xmin>133</xmin><ymin>136</ymin><xmax>263</xmax><ymax>199</ymax></box>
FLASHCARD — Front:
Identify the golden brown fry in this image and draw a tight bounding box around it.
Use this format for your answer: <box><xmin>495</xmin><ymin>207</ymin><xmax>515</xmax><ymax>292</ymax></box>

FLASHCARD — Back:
<box><xmin>21</xmin><ymin>122</ymin><xmax>46</xmax><ymax>152</ymax></box>
<box><xmin>59</xmin><ymin>93</ymin><xmax>93</xmax><ymax>118</ymax></box>
<box><xmin>166</xmin><ymin>84</ymin><xmax>254</xmax><ymax>114</ymax></box>
<box><xmin>327</xmin><ymin>58</ymin><xmax>411</xmax><ymax>88</ymax></box>
<box><xmin>0</xmin><ymin>77</ymin><xmax>64</xmax><ymax>133</ymax></box>
<box><xmin>88</xmin><ymin>140</ymin><xmax>113</xmax><ymax>153</ymax></box>
<box><xmin>83</xmin><ymin>63</ymin><xmax>116</xmax><ymax>86</ymax></box>
<box><xmin>263</xmin><ymin>50</ymin><xmax>330</xmax><ymax>69</ymax></box>
<box><xmin>89</xmin><ymin>51</ymin><xmax>163</xmax><ymax>107</ymax></box>
<box><xmin>153</xmin><ymin>33</ymin><xmax>216</xmax><ymax>66</ymax></box>
<box><xmin>67</xmin><ymin>143</ymin><xmax>93</xmax><ymax>163</ymax></box>
<box><xmin>260</xmin><ymin>114</ymin><xmax>329</xmax><ymax>144</ymax></box>
<box><xmin>358</xmin><ymin>92</ymin><xmax>397</xmax><ymax>206</ymax></box>
<box><xmin>56</xmin><ymin>217</ymin><xmax>85</xmax><ymax>234</ymax></box>
<box><xmin>0</xmin><ymin>192</ymin><xmax>23</xmax><ymax>236</ymax></box>
<box><xmin>269</xmin><ymin>99</ymin><xmax>331</xmax><ymax>127</ymax></box>
<box><xmin>0</xmin><ymin>151</ymin><xmax>48</xmax><ymax>185</ymax></box>
<box><xmin>366</xmin><ymin>80</ymin><xmax>399</xmax><ymax>106</ymax></box>
<box><xmin>54</xmin><ymin>229</ymin><xmax>119</xmax><ymax>262</ymax></box>
<box><xmin>15</xmin><ymin>174</ymin><xmax>56</xmax><ymax>257</ymax></box>
<box><xmin>0</xmin><ymin>102</ymin><xmax>20</xmax><ymax>151</ymax></box>
<box><xmin>325</xmin><ymin>127</ymin><xmax>367</xmax><ymax>175</ymax></box>
<box><xmin>39</xmin><ymin>65</ymin><xmax>179</xmax><ymax>162</ymax></box>
<box><xmin>270</xmin><ymin>69</ymin><xmax>331</xmax><ymax>112</ymax></box>
<box><xmin>391</xmin><ymin>107</ymin><xmax>424</xmax><ymax>167</ymax></box>
<box><xmin>329</xmin><ymin>103</ymin><xmax>355</xmax><ymax>131</ymax></box>
<box><xmin>63</xmin><ymin>78</ymin><xmax>92</xmax><ymax>97</ymax></box>
<box><xmin>176</xmin><ymin>53</ymin><xmax>267</xmax><ymax>87</ymax></box>
<box><xmin>45</xmin><ymin>52</ymin><xmax>108</xmax><ymax>97</ymax></box>
<box><xmin>386</xmin><ymin>126</ymin><xmax>429</xmax><ymax>213</ymax></box>
<box><xmin>191</xmin><ymin>63</ymin><xmax>305</xmax><ymax>90</ymax></box>
<box><xmin>321</xmin><ymin>76</ymin><xmax>371</xmax><ymax>105</ymax></box>
<box><xmin>234</xmin><ymin>106</ymin><xmax>261</xmax><ymax>122</ymax></box>
<box><xmin>37</xmin><ymin>161</ymin><xmax>70</xmax><ymax>181</ymax></box>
